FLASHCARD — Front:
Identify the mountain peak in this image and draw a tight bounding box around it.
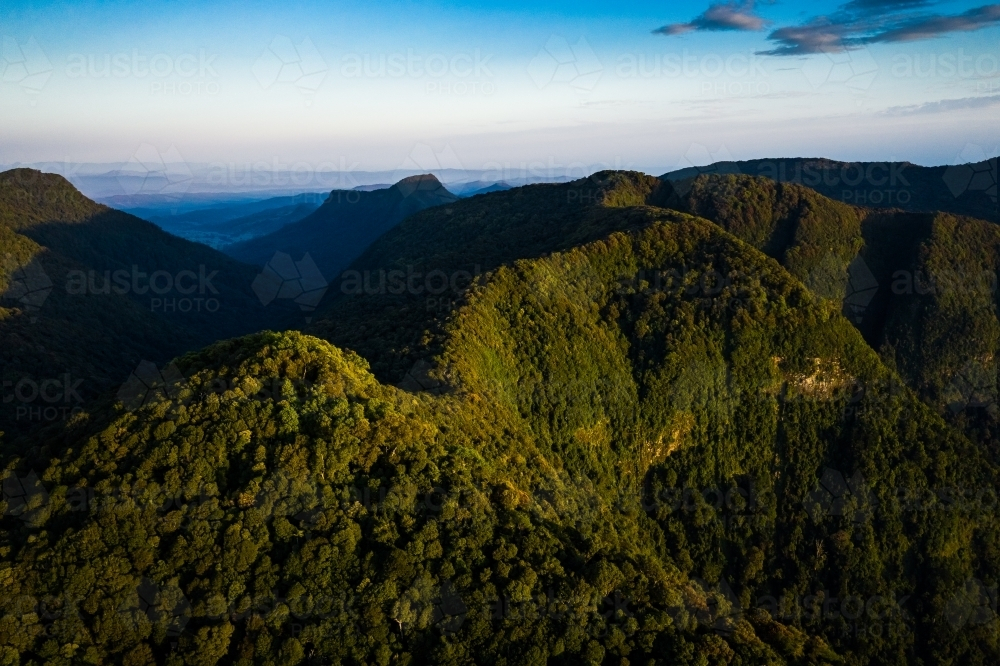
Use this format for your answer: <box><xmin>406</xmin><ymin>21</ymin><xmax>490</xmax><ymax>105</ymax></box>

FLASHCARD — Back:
<box><xmin>389</xmin><ymin>173</ymin><xmax>458</xmax><ymax>201</ymax></box>
<box><xmin>0</xmin><ymin>168</ymin><xmax>105</xmax><ymax>228</ymax></box>
<box><xmin>394</xmin><ymin>173</ymin><xmax>444</xmax><ymax>187</ymax></box>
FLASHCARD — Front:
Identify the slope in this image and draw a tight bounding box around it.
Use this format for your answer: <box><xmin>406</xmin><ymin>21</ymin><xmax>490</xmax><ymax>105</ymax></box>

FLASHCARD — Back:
<box><xmin>307</xmin><ymin>171</ymin><xmax>671</xmax><ymax>383</ymax></box>
<box><xmin>663</xmin><ymin>172</ymin><xmax>1000</xmax><ymax>459</ymax></box>
<box><xmin>223</xmin><ymin>175</ymin><xmax>459</xmax><ymax>278</ymax></box>
<box><xmin>0</xmin><ymin>330</ymin><xmax>837</xmax><ymax>666</ymax></box>
<box><xmin>4</xmin><ymin>210</ymin><xmax>998</xmax><ymax>664</ymax></box>
<box><xmin>0</xmin><ymin>169</ymin><xmax>300</xmax><ymax>442</ymax></box>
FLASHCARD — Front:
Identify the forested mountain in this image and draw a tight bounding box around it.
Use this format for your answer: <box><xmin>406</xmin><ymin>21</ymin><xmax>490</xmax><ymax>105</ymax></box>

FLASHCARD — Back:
<box><xmin>307</xmin><ymin>171</ymin><xmax>672</xmax><ymax>382</ymax></box>
<box><xmin>3</xmin><ymin>166</ymin><xmax>1000</xmax><ymax>665</ymax></box>
<box><xmin>663</xmin><ymin>173</ymin><xmax>1000</xmax><ymax>460</ymax></box>
<box><xmin>3</xmin><ymin>204</ymin><xmax>998</xmax><ymax>663</ymax></box>
<box><xmin>662</xmin><ymin>157</ymin><xmax>998</xmax><ymax>222</ymax></box>
<box><xmin>0</xmin><ymin>169</ymin><xmax>300</xmax><ymax>441</ymax></box>
<box><xmin>223</xmin><ymin>176</ymin><xmax>459</xmax><ymax>277</ymax></box>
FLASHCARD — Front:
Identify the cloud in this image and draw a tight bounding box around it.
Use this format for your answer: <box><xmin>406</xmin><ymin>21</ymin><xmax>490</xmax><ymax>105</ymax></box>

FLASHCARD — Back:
<box><xmin>761</xmin><ymin>22</ymin><xmax>854</xmax><ymax>55</ymax></box>
<box><xmin>882</xmin><ymin>94</ymin><xmax>1000</xmax><ymax>115</ymax></box>
<box><xmin>654</xmin><ymin>1</ymin><xmax>768</xmax><ymax>36</ymax></box>
<box><xmin>756</xmin><ymin>2</ymin><xmax>1000</xmax><ymax>56</ymax></box>
<box><xmin>864</xmin><ymin>4</ymin><xmax>1000</xmax><ymax>43</ymax></box>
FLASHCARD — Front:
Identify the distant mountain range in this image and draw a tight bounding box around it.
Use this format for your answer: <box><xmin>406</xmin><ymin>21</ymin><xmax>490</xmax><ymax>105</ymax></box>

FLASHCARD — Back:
<box><xmin>222</xmin><ymin>174</ymin><xmax>459</xmax><ymax>278</ymax></box>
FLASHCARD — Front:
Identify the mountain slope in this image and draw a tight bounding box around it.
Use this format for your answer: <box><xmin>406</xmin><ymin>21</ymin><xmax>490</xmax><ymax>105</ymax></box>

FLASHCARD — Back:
<box><xmin>662</xmin><ymin>172</ymin><xmax>1000</xmax><ymax>459</ymax></box>
<box><xmin>434</xmin><ymin>213</ymin><xmax>1000</xmax><ymax>663</ymax></box>
<box><xmin>4</xmin><ymin>211</ymin><xmax>998</xmax><ymax>663</ymax></box>
<box><xmin>0</xmin><ymin>330</ymin><xmax>838</xmax><ymax>666</ymax></box>
<box><xmin>223</xmin><ymin>175</ymin><xmax>459</xmax><ymax>278</ymax></box>
<box><xmin>307</xmin><ymin>171</ymin><xmax>671</xmax><ymax>382</ymax></box>
<box><xmin>0</xmin><ymin>169</ymin><xmax>299</xmax><ymax>442</ymax></box>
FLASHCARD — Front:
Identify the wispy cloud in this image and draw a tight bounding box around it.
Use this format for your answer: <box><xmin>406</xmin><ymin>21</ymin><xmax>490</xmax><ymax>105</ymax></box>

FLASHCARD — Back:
<box><xmin>758</xmin><ymin>1</ymin><xmax>1000</xmax><ymax>55</ymax></box>
<box><xmin>654</xmin><ymin>1</ymin><xmax>768</xmax><ymax>36</ymax></box>
<box><xmin>882</xmin><ymin>94</ymin><xmax>1000</xmax><ymax>115</ymax></box>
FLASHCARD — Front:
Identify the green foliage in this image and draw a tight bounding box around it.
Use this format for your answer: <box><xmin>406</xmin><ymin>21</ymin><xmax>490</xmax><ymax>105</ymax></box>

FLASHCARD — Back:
<box><xmin>0</xmin><ymin>169</ymin><xmax>301</xmax><ymax>442</ymax></box>
<box><xmin>4</xmin><ymin>168</ymin><xmax>1000</xmax><ymax>664</ymax></box>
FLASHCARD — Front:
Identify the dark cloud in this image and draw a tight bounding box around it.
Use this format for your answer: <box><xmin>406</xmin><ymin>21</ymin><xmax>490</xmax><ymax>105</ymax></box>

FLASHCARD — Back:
<box><xmin>654</xmin><ymin>1</ymin><xmax>768</xmax><ymax>36</ymax></box>
<box><xmin>864</xmin><ymin>4</ymin><xmax>1000</xmax><ymax>42</ymax></box>
<box><xmin>760</xmin><ymin>21</ymin><xmax>854</xmax><ymax>55</ymax></box>
<box><xmin>748</xmin><ymin>1</ymin><xmax>1000</xmax><ymax>56</ymax></box>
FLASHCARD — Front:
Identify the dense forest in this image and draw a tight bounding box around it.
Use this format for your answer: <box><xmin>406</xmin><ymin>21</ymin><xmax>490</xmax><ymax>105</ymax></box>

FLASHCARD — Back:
<box><xmin>3</xmin><ymin>166</ymin><xmax>1000</xmax><ymax>664</ymax></box>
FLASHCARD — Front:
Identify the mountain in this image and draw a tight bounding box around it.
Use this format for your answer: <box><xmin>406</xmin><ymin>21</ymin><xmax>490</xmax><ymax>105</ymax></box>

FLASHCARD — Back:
<box><xmin>4</xmin><ymin>200</ymin><xmax>998</xmax><ymax>663</ymax></box>
<box><xmin>0</xmin><ymin>169</ymin><xmax>300</xmax><ymax>442</ymax></box>
<box><xmin>463</xmin><ymin>183</ymin><xmax>513</xmax><ymax>198</ymax></box>
<box><xmin>447</xmin><ymin>181</ymin><xmax>514</xmax><ymax>198</ymax></box>
<box><xmin>223</xmin><ymin>175</ymin><xmax>459</xmax><ymax>278</ymax></box>
<box><xmin>662</xmin><ymin>156</ymin><xmax>999</xmax><ymax>222</ymax></box>
<box><xmin>307</xmin><ymin>171</ymin><xmax>673</xmax><ymax>382</ymax></box>
<box><xmin>659</xmin><ymin>172</ymin><xmax>1000</xmax><ymax>460</ymax></box>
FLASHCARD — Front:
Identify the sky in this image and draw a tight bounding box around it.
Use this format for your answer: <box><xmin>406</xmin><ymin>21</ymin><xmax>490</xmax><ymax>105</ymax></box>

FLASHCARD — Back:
<box><xmin>1</xmin><ymin>0</ymin><xmax>999</xmax><ymax>183</ymax></box>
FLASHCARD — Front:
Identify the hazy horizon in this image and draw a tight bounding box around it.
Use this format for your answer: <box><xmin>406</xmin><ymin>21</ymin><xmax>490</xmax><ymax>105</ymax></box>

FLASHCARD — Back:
<box><xmin>3</xmin><ymin>0</ymin><xmax>999</xmax><ymax>179</ymax></box>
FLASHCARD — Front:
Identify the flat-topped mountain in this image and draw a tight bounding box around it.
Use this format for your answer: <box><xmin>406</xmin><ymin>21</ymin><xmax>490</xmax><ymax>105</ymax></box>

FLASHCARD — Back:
<box><xmin>223</xmin><ymin>174</ymin><xmax>459</xmax><ymax>278</ymax></box>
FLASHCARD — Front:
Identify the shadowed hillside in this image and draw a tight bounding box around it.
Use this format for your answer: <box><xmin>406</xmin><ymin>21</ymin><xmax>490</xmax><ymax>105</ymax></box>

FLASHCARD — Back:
<box><xmin>223</xmin><ymin>175</ymin><xmax>459</xmax><ymax>278</ymax></box>
<box><xmin>0</xmin><ymin>169</ymin><xmax>300</xmax><ymax>442</ymax></box>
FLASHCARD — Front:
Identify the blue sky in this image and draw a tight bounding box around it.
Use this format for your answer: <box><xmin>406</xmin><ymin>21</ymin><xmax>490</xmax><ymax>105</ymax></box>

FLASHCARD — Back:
<box><xmin>2</xmin><ymin>0</ymin><xmax>998</xmax><ymax>177</ymax></box>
